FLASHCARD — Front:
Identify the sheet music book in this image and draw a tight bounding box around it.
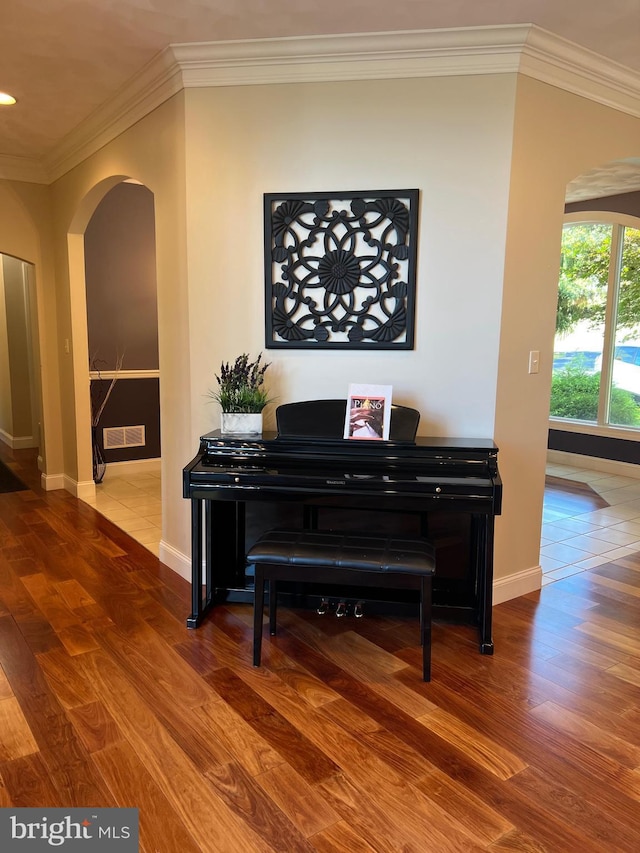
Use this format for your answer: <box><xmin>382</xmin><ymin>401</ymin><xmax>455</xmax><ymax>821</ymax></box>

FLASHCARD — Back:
<box><xmin>344</xmin><ymin>384</ymin><xmax>393</xmax><ymax>440</ymax></box>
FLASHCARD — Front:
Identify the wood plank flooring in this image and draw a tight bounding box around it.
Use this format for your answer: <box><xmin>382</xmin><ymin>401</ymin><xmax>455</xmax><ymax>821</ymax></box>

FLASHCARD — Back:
<box><xmin>1</xmin><ymin>447</ymin><xmax>640</xmax><ymax>851</ymax></box>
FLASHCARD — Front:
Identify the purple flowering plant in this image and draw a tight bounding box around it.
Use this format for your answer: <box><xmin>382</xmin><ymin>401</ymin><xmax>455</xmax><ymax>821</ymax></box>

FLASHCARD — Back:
<box><xmin>211</xmin><ymin>352</ymin><xmax>271</xmax><ymax>413</ymax></box>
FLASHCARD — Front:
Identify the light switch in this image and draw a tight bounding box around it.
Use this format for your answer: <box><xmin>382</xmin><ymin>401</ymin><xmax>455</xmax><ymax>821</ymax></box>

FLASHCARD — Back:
<box><xmin>528</xmin><ymin>350</ymin><xmax>540</xmax><ymax>374</ymax></box>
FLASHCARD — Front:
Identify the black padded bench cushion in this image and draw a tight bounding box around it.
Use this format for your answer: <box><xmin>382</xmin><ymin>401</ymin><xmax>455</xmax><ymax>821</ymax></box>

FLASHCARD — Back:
<box><xmin>247</xmin><ymin>529</ymin><xmax>435</xmax><ymax>575</ymax></box>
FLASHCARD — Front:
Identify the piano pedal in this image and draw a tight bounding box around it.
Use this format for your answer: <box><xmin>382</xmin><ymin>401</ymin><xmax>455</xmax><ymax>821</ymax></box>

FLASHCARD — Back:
<box><xmin>335</xmin><ymin>600</ymin><xmax>347</xmax><ymax>618</ymax></box>
<box><xmin>316</xmin><ymin>598</ymin><xmax>330</xmax><ymax>616</ymax></box>
<box><xmin>354</xmin><ymin>600</ymin><xmax>365</xmax><ymax>618</ymax></box>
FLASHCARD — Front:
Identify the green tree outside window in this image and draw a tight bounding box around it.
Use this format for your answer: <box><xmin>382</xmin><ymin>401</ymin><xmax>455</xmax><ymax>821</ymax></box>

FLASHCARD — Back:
<box><xmin>551</xmin><ymin>222</ymin><xmax>640</xmax><ymax>427</ymax></box>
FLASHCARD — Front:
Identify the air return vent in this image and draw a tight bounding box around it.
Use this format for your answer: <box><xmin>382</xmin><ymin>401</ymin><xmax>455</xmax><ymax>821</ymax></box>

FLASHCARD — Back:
<box><xmin>103</xmin><ymin>425</ymin><xmax>146</xmax><ymax>449</ymax></box>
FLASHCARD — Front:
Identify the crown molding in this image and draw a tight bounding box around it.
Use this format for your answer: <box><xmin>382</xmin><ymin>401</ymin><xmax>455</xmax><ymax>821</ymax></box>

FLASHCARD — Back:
<box><xmin>520</xmin><ymin>26</ymin><xmax>640</xmax><ymax>119</ymax></box>
<box><xmin>171</xmin><ymin>24</ymin><xmax>529</xmax><ymax>86</ymax></box>
<box><xmin>18</xmin><ymin>24</ymin><xmax>640</xmax><ymax>184</ymax></box>
<box><xmin>171</xmin><ymin>25</ymin><xmax>640</xmax><ymax>120</ymax></box>
<box><xmin>0</xmin><ymin>154</ymin><xmax>48</xmax><ymax>184</ymax></box>
<box><xmin>44</xmin><ymin>47</ymin><xmax>183</xmax><ymax>183</ymax></box>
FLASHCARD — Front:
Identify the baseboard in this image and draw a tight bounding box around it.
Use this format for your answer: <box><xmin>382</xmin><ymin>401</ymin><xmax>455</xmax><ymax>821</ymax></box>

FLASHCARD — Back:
<box><xmin>0</xmin><ymin>428</ymin><xmax>37</xmax><ymax>449</ymax></box>
<box><xmin>160</xmin><ymin>541</ymin><xmax>543</xmax><ymax>606</ymax></box>
<box><xmin>159</xmin><ymin>540</ymin><xmax>191</xmax><ymax>580</ymax></box>
<box><xmin>104</xmin><ymin>457</ymin><xmax>161</xmax><ymax>476</ymax></box>
<box><xmin>493</xmin><ymin>564</ymin><xmax>542</xmax><ymax>605</ymax></box>
<box><xmin>41</xmin><ymin>472</ymin><xmax>65</xmax><ymax>491</ymax></box>
<box><xmin>46</xmin><ymin>464</ymin><xmax>158</xmax><ymax>494</ymax></box>
<box><xmin>547</xmin><ymin>449</ymin><xmax>640</xmax><ymax>479</ymax></box>
<box><xmin>41</xmin><ymin>472</ymin><xmax>97</xmax><ymax>497</ymax></box>
<box><xmin>13</xmin><ymin>435</ymin><xmax>37</xmax><ymax>449</ymax></box>
<box><xmin>61</xmin><ymin>474</ymin><xmax>96</xmax><ymax>500</ymax></box>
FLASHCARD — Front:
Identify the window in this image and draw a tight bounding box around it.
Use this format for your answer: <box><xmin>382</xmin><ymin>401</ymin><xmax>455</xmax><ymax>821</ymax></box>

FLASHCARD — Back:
<box><xmin>551</xmin><ymin>216</ymin><xmax>640</xmax><ymax>431</ymax></box>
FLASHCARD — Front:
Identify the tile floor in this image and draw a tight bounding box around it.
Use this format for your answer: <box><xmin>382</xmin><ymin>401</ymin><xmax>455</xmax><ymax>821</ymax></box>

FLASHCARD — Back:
<box><xmin>542</xmin><ymin>461</ymin><xmax>640</xmax><ymax>585</ymax></box>
<box><xmin>83</xmin><ymin>464</ymin><xmax>162</xmax><ymax>557</ymax></box>
<box><xmin>82</xmin><ymin>460</ymin><xmax>640</xmax><ymax>586</ymax></box>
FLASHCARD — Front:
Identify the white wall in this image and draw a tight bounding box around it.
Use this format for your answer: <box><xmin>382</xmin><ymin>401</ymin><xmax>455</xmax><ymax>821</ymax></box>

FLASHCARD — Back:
<box><xmin>184</xmin><ymin>74</ymin><xmax>518</xmax><ymax>443</ymax></box>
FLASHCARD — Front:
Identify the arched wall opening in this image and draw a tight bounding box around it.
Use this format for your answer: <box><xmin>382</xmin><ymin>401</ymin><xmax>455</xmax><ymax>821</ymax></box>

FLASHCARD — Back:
<box><xmin>66</xmin><ymin>175</ymin><xmax>160</xmax><ymax>502</ymax></box>
<box><xmin>547</xmin><ymin>158</ymin><xmax>640</xmax><ymax>467</ymax></box>
<box><xmin>493</xmin><ymin>76</ymin><xmax>640</xmax><ymax>601</ymax></box>
<box><xmin>85</xmin><ymin>182</ymin><xmax>160</xmax><ymax>486</ymax></box>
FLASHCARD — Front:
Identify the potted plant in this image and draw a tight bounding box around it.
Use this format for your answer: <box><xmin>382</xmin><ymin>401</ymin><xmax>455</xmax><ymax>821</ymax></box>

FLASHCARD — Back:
<box><xmin>210</xmin><ymin>352</ymin><xmax>271</xmax><ymax>435</ymax></box>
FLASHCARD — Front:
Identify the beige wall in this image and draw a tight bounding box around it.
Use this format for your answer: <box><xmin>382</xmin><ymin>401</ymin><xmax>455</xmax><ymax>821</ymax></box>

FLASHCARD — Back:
<box><xmin>3</xmin><ymin>64</ymin><xmax>639</xmax><ymax>595</ymax></box>
<box><xmin>495</xmin><ymin>76</ymin><xmax>640</xmax><ymax>588</ymax></box>
<box><xmin>48</xmin><ymin>72</ymin><xmax>519</xmax><ymax>572</ymax></box>
<box><xmin>0</xmin><ymin>260</ymin><xmax>10</xmax><ymax>440</ymax></box>
<box><xmin>0</xmin><ymin>180</ymin><xmax>61</xmax><ymax>474</ymax></box>
<box><xmin>49</xmin><ymin>93</ymin><xmax>188</xmax><ymax>533</ymax></box>
<box><xmin>182</xmin><ymin>73</ymin><xmax>640</xmax><ymax>590</ymax></box>
<box><xmin>2</xmin><ymin>255</ymin><xmax>32</xmax><ymax>439</ymax></box>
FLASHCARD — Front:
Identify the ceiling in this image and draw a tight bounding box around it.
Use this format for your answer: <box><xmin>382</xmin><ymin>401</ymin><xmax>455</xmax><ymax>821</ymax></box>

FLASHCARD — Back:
<box><xmin>1</xmin><ymin>0</ymin><xmax>640</xmax><ymax>196</ymax></box>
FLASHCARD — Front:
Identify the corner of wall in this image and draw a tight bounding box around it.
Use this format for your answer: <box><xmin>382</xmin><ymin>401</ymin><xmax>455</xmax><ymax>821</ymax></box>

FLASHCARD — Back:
<box><xmin>493</xmin><ymin>564</ymin><xmax>542</xmax><ymax>605</ymax></box>
<box><xmin>159</xmin><ymin>539</ymin><xmax>191</xmax><ymax>581</ymax></box>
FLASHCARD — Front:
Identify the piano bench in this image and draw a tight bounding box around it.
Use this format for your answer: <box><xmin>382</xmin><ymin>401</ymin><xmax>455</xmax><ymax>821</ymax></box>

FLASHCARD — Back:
<box><xmin>248</xmin><ymin>529</ymin><xmax>436</xmax><ymax>681</ymax></box>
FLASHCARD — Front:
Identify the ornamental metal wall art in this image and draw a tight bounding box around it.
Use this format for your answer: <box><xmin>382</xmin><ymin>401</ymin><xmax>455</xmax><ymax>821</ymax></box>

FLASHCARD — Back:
<box><xmin>264</xmin><ymin>190</ymin><xmax>419</xmax><ymax>349</ymax></box>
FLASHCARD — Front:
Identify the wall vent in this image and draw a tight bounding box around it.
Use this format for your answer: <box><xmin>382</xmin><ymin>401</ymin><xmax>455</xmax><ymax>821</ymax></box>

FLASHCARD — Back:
<box><xmin>103</xmin><ymin>425</ymin><xmax>146</xmax><ymax>449</ymax></box>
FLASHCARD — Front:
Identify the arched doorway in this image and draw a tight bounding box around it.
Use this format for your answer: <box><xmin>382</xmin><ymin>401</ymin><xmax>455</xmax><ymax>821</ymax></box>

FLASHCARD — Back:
<box><xmin>541</xmin><ymin>158</ymin><xmax>640</xmax><ymax>585</ymax></box>
<box><xmin>67</xmin><ymin>177</ymin><xmax>161</xmax><ymax>552</ymax></box>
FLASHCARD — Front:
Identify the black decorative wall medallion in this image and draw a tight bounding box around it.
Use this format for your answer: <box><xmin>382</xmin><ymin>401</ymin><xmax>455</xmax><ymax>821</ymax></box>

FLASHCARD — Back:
<box><xmin>264</xmin><ymin>189</ymin><xmax>419</xmax><ymax>349</ymax></box>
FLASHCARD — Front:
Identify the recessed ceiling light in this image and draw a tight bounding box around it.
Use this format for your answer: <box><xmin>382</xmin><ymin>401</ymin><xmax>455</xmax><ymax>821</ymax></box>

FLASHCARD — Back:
<box><xmin>0</xmin><ymin>92</ymin><xmax>17</xmax><ymax>106</ymax></box>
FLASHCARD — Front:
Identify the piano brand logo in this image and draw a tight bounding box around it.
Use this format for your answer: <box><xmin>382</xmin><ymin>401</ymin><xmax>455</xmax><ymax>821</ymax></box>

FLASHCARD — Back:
<box><xmin>326</xmin><ymin>479</ymin><xmax>346</xmax><ymax>485</ymax></box>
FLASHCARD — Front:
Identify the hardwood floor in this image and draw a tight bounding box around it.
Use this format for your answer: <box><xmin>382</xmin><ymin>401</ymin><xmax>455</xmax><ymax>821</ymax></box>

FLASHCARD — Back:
<box><xmin>1</xmin><ymin>447</ymin><xmax>640</xmax><ymax>851</ymax></box>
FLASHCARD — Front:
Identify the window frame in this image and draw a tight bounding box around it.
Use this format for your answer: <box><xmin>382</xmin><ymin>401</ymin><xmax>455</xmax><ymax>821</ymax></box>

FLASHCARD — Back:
<box><xmin>549</xmin><ymin>210</ymin><xmax>640</xmax><ymax>440</ymax></box>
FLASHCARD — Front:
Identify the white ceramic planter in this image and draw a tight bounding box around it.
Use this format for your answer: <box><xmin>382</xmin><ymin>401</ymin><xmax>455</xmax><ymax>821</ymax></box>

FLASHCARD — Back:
<box><xmin>220</xmin><ymin>412</ymin><xmax>263</xmax><ymax>435</ymax></box>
